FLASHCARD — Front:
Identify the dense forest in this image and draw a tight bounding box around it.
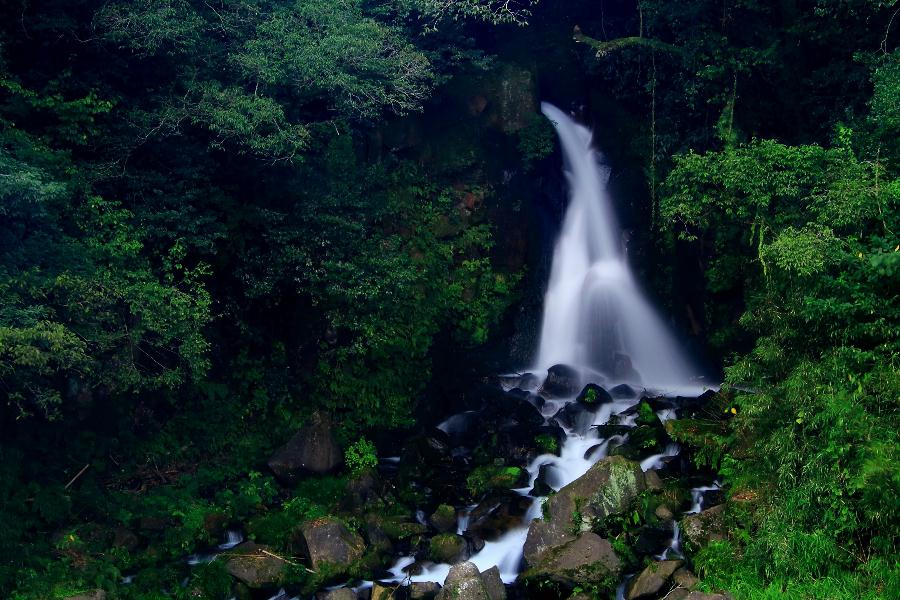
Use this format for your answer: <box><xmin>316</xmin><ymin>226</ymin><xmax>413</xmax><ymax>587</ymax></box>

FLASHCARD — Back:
<box><xmin>0</xmin><ymin>1</ymin><xmax>897</xmax><ymax>599</ymax></box>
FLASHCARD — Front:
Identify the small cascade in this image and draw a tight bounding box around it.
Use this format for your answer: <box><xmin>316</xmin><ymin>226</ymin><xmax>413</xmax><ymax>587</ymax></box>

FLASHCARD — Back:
<box><xmin>688</xmin><ymin>482</ymin><xmax>721</xmax><ymax>514</ymax></box>
<box><xmin>658</xmin><ymin>522</ymin><xmax>683</xmax><ymax>560</ymax></box>
<box><xmin>217</xmin><ymin>530</ymin><xmax>243</xmax><ymax>550</ymax></box>
<box><xmin>640</xmin><ymin>443</ymin><xmax>681</xmax><ymax>472</ymax></box>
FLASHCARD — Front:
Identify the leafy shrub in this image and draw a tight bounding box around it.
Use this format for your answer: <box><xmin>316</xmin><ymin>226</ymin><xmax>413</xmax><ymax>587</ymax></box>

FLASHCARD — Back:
<box><xmin>345</xmin><ymin>438</ymin><xmax>378</xmax><ymax>475</ymax></box>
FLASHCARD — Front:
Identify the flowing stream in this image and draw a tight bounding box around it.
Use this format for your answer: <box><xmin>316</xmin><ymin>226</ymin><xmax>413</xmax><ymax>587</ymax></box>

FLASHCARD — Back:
<box><xmin>383</xmin><ymin>104</ymin><xmax>709</xmax><ymax>590</ymax></box>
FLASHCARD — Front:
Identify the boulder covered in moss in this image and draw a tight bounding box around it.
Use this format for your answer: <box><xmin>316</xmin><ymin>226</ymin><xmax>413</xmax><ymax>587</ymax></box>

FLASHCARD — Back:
<box><xmin>544</xmin><ymin>456</ymin><xmax>646</xmax><ymax>532</ymax></box>
<box><xmin>522</xmin><ymin>532</ymin><xmax>621</xmax><ymax>592</ymax></box>
<box><xmin>576</xmin><ymin>383</ymin><xmax>613</xmax><ymax>406</ymax></box>
<box><xmin>430</xmin><ymin>504</ymin><xmax>458</xmax><ymax>533</ymax></box>
<box><xmin>523</xmin><ymin>456</ymin><xmax>646</xmax><ymax>567</ymax></box>
<box><xmin>297</xmin><ymin>518</ymin><xmax>365</xmax><ymax>570</ymax></box>
<box><xmin>681</xmin><ymin>504</ymin><xmax>726</xmax><ymax>550</ymax></box>
<box><xmin>466</xmin><ymin>464</ymin><xmax>527</xmax><ymax>498</ymax></box>
<box><xmin>268</xmin><ymin>413</ymin><xmax>342</xmax><ymax>481</ymax></box>
<box><xmin>625</xmin><ymin>559</ymin><xmax>683</xmax><ymax>599</ymax></box>
<box><xmin>435</xmin><ymin>561</ymin><xmax>505</xmax><ymax>600</ymax></box>
<box><xmin>224</xmin><ymin>542</ymin><xmax>285</xmax><ymax>588</ymax></box>
<box><xmin>429</xmin><ymin>533</ymin><xmax>468</xmax><ymax>563</ymax></box>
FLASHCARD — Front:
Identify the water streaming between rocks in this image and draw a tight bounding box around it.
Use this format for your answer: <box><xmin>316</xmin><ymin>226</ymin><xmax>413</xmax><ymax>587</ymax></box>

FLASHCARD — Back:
<box><xmin>173</xmin><ymin>104</ymin><xmax>721</xmax><ymax>600</ymax></box>
<box><xmin>375</xmin><ymin>105</ymin><xmax>717</xmax><ymax>594</ymax></box>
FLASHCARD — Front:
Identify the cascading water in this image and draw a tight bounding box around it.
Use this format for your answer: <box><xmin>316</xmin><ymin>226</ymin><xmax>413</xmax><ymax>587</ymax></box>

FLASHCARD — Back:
<box><xmin>371</xmin><ymin>105</ymin><xmax>712</xmax><ymax>595</ymax></box>
<box><xmin>536</xmin><ymin>103</ymin><xmax>698</xmax><ymax>390</ymax></box>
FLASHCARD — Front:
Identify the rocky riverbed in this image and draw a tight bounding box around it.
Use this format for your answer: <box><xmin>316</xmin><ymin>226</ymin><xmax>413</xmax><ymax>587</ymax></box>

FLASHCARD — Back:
<box><xmin>139</xmin><ymin>365</ymin><xmax>734</xmax><ymax>600</ymax></box>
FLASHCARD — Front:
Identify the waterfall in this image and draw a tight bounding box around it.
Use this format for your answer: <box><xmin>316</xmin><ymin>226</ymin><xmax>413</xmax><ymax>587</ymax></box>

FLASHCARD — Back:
<box><xmin>535</xmin><ymin>103</ymin><xmax>697</xmax><ymax>390</ymax></box>
<box><xmin>374</xmin><ymin>105</ymin><xmax>712</xmax><ymax>593</ymax></box>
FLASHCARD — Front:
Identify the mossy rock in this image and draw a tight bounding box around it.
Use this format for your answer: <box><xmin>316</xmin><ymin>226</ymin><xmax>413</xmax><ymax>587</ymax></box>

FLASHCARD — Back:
<box><xmin>521</xmin><ymin>533</ymin><xmax>621</xmax><ymax>594</ymax></box>
<box><xmin>369</xmin><ymin>514</ymin><xmax>428</xmax><ymax>541</ymax></box>
<box><xmin>576</xmin><ymin>384</ymin><xmax>612</xmax><ymax>406</ymax></box>
<box><xmin>430</xmin><ymin>504</ymin><xmax>458</xmax><ymax>533</ymax></box>
<box><xmin>429</xmin><ymin>533</ymin><xmax>468</xmax><ymax>563</ymax></box>
<box><xmin>466</xmin><ymin>465</ymin><xmax>526</xmax><ymax>498</ymax></box>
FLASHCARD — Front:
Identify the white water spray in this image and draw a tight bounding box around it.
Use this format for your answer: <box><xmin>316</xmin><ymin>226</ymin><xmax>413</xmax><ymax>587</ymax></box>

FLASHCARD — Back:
<box><xmin>374</xmin><ymin>105</ymin><xmax>711</xmax><ymax>592</ymax></box>
<box><xmin>535</xmin><ymin>103</ymin><xmax>697</xmax><ymax>390</ymax></box>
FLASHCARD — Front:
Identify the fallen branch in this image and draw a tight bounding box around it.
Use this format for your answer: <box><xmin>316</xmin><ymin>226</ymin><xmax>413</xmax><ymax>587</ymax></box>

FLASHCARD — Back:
<box><xmin>64</xmin><ymin>464</ymin><xmax>91</xmax><ymax>490</ymax></box>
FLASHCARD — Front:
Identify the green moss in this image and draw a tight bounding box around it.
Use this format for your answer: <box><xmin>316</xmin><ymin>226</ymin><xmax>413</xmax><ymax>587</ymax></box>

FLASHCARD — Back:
<box><xmin>466</xmin><ymin>465</ymin><xmax>525</xmax><ymax>497</ymax></box>
<box><xmin>535</xmin><ymin>433</ymin><xmax>560</xmax><ymax>454</ymax></box>
<box><xmin>429</xmin><ymin>533</ymin><xmax>466</xmax><ymax>563</ymax></box>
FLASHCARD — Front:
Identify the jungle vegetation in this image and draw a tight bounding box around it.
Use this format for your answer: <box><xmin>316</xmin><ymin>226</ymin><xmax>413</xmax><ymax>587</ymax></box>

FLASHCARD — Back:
<box><xmin>0</xmin><ymin>1</ymin><xmax>897</xmax><ymax>598</ymax></box>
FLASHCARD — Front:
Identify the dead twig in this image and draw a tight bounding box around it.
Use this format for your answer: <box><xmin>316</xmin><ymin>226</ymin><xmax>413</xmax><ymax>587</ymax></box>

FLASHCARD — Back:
<box><xmin>64</xmin><ymin>464</ymin><xmax>91</xmax><ymax>490</ymax></box>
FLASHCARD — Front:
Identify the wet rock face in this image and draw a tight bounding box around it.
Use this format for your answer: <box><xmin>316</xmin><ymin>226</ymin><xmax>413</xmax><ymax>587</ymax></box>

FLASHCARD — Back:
<box><xmin>609</xmin><ymin>383</ymin><xmax>638</xmax><ymax>399</ymax></box>
<box><xmin>429</xmin><ymin>533</ymin><xmax>469</xmax><ymax>563</ymax></box>
<box><xmin>540</xmin><ymin>364</ymin><xmax>580</xmax><ymax>397</ymax></box>
<box><xmin>297</xmin><ymin>518</ymin><xmax>365</xmax><ymax>570</ymax></box>
<box><xmin>681</xmin><ymin>504</ymin><xmax>726</xmax><ymax>549</ymax></box>
<box><xmin>430</xmin><ymin>504</ymin><xmax>458</xmax><ymax>534</ymax></box>
<box><xmin>435</xmin><ymin>561</ymin><xmax>506</xmax><ymax>600</ymax></box>
<box><xmin>467</xmin><ymin>492</ymin><xmax>532</xmax><ymax>541</ymax></box>
<box><xmin>551</xmin><ymin>402</ymin><xmax>595</xmax><ymax>433</ymax></box>
<box><xmin>523</xmin><ymin>532</ymin><xmax>621</xmax><ymax>590</ymax></box>
<box><xmin>268</xmin><ymin>414</ymin><xmax>342</xmax><ymax>481</ymax></box>
<box><xmin>224</xmin><ymin>542</ymin><xmax>285</xmax><ymax>588</ymax></box>
<box><xmin>576</xmin><ymin>383</ymin><xmax>613</xmax><ymax>406</ymax></box>
<box><xmin>625</xmin><ymin>559</ymin><xmax>683</xmax><ymax>599</ymax></box>
<box><xmin>318</xmin><ymin>588</ymin><xmax>357</xmax><ymax>600</ymax></box>
<box><xmin>543</xmin><ymin>456</ymin><xmax>647</xmax><ymax>533</ymax></box>
<box><xmin>524</xmin><ymin>456</ymin><xmax>646</xmax><ymax>572</ymax></box>
<box><xmin>410</xmin><ymin>581</ymin><xmax>441</xmax><ymax>599</ymax></box>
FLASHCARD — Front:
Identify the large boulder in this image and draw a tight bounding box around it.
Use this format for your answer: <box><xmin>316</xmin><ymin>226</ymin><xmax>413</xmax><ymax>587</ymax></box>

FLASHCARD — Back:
<box><xmin>430</xmin><ymin>504</ymin><xmax>458</xmax><ymax>533</ymax></box>
<box><xmin>551</xmin><ymin>402</ymin><xmax>595</xmax><ymax>434</ymax></box>
<box><xmin>681</xmin><ymin>504</ymin><xmax>726</xmax><ymax>550</ymax></box>
<box><xmin>224</xmin><ymin>542</ymin><xmax>285</xmax><ymax>588</ymax></box>
<box><xmin>540</xmin><ymin>364</ymin><xmax>580</xmax><ymax>397</ymax></box>
<box><xmin>625</xmin><ymin>559</ymin><xmax>683</xmax><ymax>599</ymax></box>
<box><xmin>576</xmin><ymin>384</ymin><xmax>613</xmax><ymax>407</ymax></box>
<box><xmin>268</xmin><ymin>414</ymin><xmax>341</xmax><ymax>481</ymax></box>
<box><xmin>523</xmin><ymin>519</ymin><xmax>576</xmax><ymax>568</ymax></box>
<box><xmin>557</xmin><ymin>457</ymin><xmax>645</xmax><ymax>534</ymax></box>
<box><xmin>523</xmin><ymin>532</ymin><xmax>621</xmax><ymax>590</ymax></box>
<box><xmin>435</xmin><ymin>561</ymin><xmax>505</xmax><ymax>600</ymax></box>
<box><xmin>466</xmin><ymin>492</ymin><xmax>532</xmax><ymax>541</ymax></box>
<box><xmin>297</xmin><ymin>518</ymin><xmax>365</xmax><ymax>570</ymax></box>
<box><xmin>429</xmin><ymin>533</ymin><xmax>469</xmax><ymax>563</ymax></box>
<box><xmin>524</xmin><ymin>457</ymin><xmax>646</xmax><ymax>567</ymax></box>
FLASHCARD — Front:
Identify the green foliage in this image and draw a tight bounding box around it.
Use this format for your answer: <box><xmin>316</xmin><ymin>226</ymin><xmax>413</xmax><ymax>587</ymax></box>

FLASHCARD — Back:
<box><xmin>517</xmin><ymin>113</ymin><xmax>556</xmax><ymax>167</ymax></box>
<box><xmin>412</xmin><ymin>0</ymin><xmax>539</xmax><ymax>26</ymax></box>
<box><xmin>345</xmin><ymin>438</ymin><xmax>378</xmax><ymax>475</ymax></box>
<box><xmin>466</xmin><ymin>465</ymin><xmax>524</xmax><ymax>497</ymax></box>
<box><xmin>534</xmin><ymin>433</ymin><xmax>559</xmax><ymax>454</ymax></box>
<box><xmin>659</xmin><ymin>54</ymin><xmax>900</xmax><ymax>596</ymax></box>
